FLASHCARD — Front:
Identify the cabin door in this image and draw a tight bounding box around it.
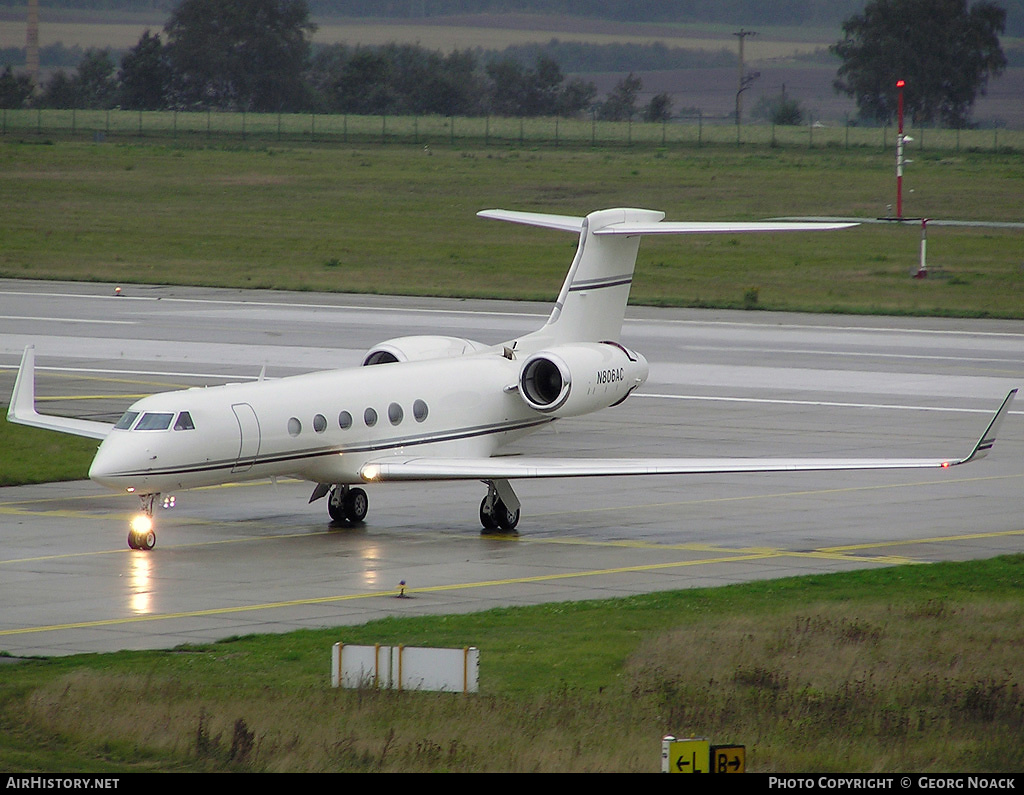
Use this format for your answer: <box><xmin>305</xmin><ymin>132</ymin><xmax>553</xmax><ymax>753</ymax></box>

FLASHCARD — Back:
<box><xmin>231</xmin><ymin>403</ymin><xmax>261</xmax><ymax>473</ymax></box>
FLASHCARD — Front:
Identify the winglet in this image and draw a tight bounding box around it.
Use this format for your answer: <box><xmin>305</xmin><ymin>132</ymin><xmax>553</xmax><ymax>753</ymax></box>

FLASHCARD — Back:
<box><xmin>954</xmin><ymin>389</ymin><xmax>1017</xmax><ymax>465</ymax></box>
<box><xmin>7</xmin><ymin>346</ymin><xmax>113</xmax><ymax>440</ymax></box>
<box><xmin>8</xmin><ymin>345</ymin><xmax>39</xmax><ymax>424</ymax></box>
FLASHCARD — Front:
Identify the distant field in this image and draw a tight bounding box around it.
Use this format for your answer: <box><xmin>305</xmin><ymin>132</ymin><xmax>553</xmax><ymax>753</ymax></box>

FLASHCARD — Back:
<box><xmin>0</xmin><ymin>10</ymin><xmax>828</xmax><ymax>55</ymax></box>
<box><xmin>1</xmin><ymin>137</ymin><xmax>1022</xmax><ymax>318</ymax></box>
<box><xmin>312</xmin><ymin>16</ymin><xmax>827</xmax><ymax>57</ymax></box>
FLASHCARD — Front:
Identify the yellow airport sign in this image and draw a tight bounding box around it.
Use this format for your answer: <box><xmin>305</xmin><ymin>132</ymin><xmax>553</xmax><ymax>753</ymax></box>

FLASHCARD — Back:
<box><xmin>661</xmin><ymin>737</ymin><xmax>710</xmax><ymax>773</ymax></box>
<box><xmin>712</xmin><ymin>744</ymin><xmax>746</xmax><ymax>773</ymax></box>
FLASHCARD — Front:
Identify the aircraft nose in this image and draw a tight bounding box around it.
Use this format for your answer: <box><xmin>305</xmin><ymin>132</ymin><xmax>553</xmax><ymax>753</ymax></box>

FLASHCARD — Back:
<box><xmin>89</xmin><ymin>437</ymin><xmax>130</xmax><ymax>489</ymax></box>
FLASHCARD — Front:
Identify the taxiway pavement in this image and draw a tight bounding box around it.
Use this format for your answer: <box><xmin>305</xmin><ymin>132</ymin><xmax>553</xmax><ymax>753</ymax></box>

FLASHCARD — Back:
<box><xmin>2</xmin><ymin>280</ymin><xmax>1022</xmax><ymax>657</ymax></box>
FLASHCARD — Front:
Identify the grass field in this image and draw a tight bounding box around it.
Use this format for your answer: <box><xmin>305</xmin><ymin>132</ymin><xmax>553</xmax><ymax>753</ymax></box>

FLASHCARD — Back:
<box><xmin>0</xmin><ymin>418</ymin><xmax>98</xmax><ymax>486</ymax></box>
<box><xmin>1</xmin><ymin>137</ymin><xmax>1022</xmax><ymax>318</ymax></box>
<box><xmin>2</xmin><ymin>555</ymin><xmax>1022</xmax><ymax>772</ymax></box>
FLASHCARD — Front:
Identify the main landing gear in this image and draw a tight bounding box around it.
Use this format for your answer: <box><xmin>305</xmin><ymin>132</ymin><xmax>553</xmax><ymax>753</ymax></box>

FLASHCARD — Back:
<box><xmin>327</xmin><ymin>484</ymin><xmax>369</xmax><ymax>525</ymax></box>
<box><xmin>128</xmin><ymin>493</ymin><xmax>157</xmax><ymax>551</ymax></box>
<box><xmin>479</xmin><ymin>479</ymin><xmax>520</xmax><ymax>534</ymax></box>
<box><xmin>311</xmin><ymin>480</ymin><xmax>520</xmax><ymax>533</ymax></box>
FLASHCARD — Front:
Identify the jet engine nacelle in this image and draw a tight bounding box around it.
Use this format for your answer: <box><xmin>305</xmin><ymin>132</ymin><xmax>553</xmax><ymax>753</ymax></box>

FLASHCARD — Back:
<box><xmin>363</xmin><ymin>335</ymin><xmax>489</xmax><ymax>366</ymax></box>
<box><xmin>518</xmin><ymin>342</ymin><xmax>649</xmax><ymax>418</ymax></box>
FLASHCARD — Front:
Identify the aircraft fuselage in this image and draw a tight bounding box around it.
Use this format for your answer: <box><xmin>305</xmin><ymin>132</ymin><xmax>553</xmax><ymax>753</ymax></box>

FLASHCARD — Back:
<box><xmin>88</xmin><ymin>350</ymin><xmax>553</xmax><ymax>494</ymax></box>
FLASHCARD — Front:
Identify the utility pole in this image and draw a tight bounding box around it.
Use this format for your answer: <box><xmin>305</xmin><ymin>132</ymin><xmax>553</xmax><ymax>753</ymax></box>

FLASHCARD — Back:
<box><xmin>26</xmin><ymin>0</ymin><xmax>40</xmax><ymax>87</ymax></box>
<box><xmin>733</xmin><ymin>28</ymin><xmax>758</xmax><ymax>126</ymax></box>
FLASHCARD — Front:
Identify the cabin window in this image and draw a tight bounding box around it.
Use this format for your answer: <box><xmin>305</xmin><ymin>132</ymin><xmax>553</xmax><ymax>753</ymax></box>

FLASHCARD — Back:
<box><xmin>313</xmin><ymin>414</ymin><xmax>327</xmax><ymax>433</ymax></box>
<box><xmin>174</xmin><ymin>411</ymin><xmax>195</xmax><ymax>431</ymax></box>
<box><xmin>114</xmin><ymin>411</ymin><xmax>139</xmax><ymax>430</ymax></box>
<box><xmin>388</xmin><ymin>402</ymin><xmax>404</xmax><ymax>425</ymax></box>
<box><xmin>288</xmin><ymin>417</ymin><xmax>302</xmax><ymax>437</ymax></box>
<box><xmin>338</xmin><ymin>411</ymin><xmax>352</xmax><ymax>430</ymax></box>
<box><xmin>135</xmin><ymin>412</ymin><xmax>173</xmax><ymax>431</ymax></box>
<box><xmin>413</xmin><ymin>399</ymin><xmax>428</xmax><ymax>422</ymax></box>
<box><xmin>364</xmin><ymin>408</ymin><xmax>377</xmax><ymax>427</ymax></box>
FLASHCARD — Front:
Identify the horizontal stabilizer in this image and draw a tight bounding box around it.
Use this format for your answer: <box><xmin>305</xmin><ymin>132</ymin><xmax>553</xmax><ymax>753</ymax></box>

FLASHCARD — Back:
<box><xmin>478</xmin><ymin>209</ymin><xmax>857</xmax><ymax>236</ymax></box>
<box><xmin>477</xmin><ymin>209</ymin><xmax>585</xmax><ymax>233</ymax></box>
<box><xmin>361</xmin><ymin>391</ymin><xmax>1015</xmax><ymax>483</ymax></box>
<box><xmin>593</xmin><ymin>220</ymin><xmax>859</xmax><ymax>235</ymax></box>
<box><xmin>7</xmin><ymin>346</ymin><xmax>113</xmax><ymax>440</ymax></box>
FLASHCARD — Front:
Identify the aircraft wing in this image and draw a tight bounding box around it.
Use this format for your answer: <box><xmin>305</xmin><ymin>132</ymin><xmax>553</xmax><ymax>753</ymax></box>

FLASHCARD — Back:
<box><xmin>361</xmin><ymin>390</ymin><xmax>1016</xmax><ymax>483</ymax></box>
<box><xmin>6</xmin><ymin>346</ymin><xmax>114</xmax><ymax>440</ymax></box>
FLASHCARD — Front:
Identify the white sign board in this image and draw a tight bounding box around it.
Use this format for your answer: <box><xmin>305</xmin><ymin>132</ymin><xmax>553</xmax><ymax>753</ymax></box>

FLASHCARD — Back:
<box><xmin>332</xmin><ymin>644</ymin><xmax>479</xmax><ymax>693</ymax></box>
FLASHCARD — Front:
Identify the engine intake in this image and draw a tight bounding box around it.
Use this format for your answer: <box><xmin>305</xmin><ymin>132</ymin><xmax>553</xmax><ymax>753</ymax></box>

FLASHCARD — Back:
<box><xmin>362</xmin><ymin>335</ymin><xmax>488</xmax><ymax>366</ymax></box>
<box><xmin>520</xmin><ymin>355</ymin><xmax>572</xmax><ymax>412</ymax></box>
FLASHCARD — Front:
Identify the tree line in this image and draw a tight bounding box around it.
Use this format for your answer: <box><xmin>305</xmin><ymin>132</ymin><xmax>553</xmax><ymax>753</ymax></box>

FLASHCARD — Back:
<box><xmin>0</xmin><ymin>0</ymin><xmax>674</xmax><ymax>121</ymax></box>
<box><xmin>0</xmin><ymin>0</ymin><xmax>1011</xmax><ymax>129</ymax></box>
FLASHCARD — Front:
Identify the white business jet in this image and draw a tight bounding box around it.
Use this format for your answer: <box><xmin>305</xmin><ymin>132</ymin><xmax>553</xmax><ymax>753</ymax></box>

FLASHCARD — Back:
<box><xmin>8</xmin><ymin>208</ymin><xmax>1017</xmax><ymax>550</ymax></box>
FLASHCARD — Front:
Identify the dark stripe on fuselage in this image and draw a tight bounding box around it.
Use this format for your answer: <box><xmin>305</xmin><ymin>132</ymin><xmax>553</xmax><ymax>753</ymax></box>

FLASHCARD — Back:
<box><xmin>102</xmin><ymin>416</ymin><xmax>554</xmax><ymax>480</ymax></box>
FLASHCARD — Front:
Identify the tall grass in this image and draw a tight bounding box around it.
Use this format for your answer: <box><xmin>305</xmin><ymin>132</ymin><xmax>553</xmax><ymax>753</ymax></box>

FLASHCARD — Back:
<box><xmin>628</xmin><ymin>600</ymin><xmax>1024</xmax><ymax>771</ymax></box>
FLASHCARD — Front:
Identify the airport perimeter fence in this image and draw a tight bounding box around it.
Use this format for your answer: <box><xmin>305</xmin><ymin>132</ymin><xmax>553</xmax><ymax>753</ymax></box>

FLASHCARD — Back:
<box><xmin>2</xmin><ymin>107</ymin><xmax>1022</xmax><ymax>154</ymax></box>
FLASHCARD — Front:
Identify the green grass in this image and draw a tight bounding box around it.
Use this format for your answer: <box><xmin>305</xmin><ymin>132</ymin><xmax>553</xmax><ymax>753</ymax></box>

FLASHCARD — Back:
<box><xmin>2</xmin><ymin>555</ymin><xmax>1023</xmax><ymax>772</ymax></box>
<box><xmin>1</xmin><ymin>138</ymin><xmax>1022</xmax><ymax>317</ymax></box>
<box><xmin>0</xmin><ymin>417</ymin><xmax>99</xmax><ymax>486</ymax></box>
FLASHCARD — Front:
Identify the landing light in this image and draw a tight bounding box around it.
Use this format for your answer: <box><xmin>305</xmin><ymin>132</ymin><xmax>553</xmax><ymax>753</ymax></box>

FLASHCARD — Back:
<box><xmin>363</xmin><ymin>464</ymin><xmax>381</xmax><ymax>481</ymax></box>
<box><xmin>130</xmin><ymin>514</ymin><xmax>153</xmax><ymax>534</ymax></box>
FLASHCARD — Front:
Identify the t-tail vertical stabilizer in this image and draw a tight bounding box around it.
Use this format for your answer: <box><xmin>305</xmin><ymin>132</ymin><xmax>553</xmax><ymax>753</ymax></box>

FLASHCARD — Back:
<box><xmin>479</xmin><ymin>208</ymin><xmax>663</xmax><ymax>345</ymax></box>
<box><xmin>478</xmin><ymin>208</ymin><xmax>858</xmax><ymax>347</ymax></box>
<box><xmin>547</xmin><ymin>208</ymin><xmax>665</xmax><ymax>344</ymax></box>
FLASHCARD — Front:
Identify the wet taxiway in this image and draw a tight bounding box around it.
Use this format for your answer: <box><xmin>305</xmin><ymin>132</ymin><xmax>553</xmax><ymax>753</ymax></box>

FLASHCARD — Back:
<box><xmin>2</xmin><ymin>280</ymin><xmax>1022</xmax><ymax>656</ymax></box>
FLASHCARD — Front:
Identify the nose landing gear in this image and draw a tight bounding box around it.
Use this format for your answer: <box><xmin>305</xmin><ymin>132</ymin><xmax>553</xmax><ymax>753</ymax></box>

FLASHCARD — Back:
<box><xmin>128</xmin><ymin>493</ymin><xmax>158</xmax><ymax>550</ymax></box>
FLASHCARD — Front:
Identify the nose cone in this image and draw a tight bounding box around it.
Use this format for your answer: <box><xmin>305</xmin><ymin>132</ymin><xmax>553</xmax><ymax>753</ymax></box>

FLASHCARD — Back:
<box><xmin>89</xmin><ymin>436</ymin><xmax>132</xmax><ymax>490</ymax></box>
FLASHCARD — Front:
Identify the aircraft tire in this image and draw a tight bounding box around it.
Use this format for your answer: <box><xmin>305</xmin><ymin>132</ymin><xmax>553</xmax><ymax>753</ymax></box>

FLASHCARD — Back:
<box><xmin>343</xmin><ymin>488</ymin><xmax>368</xmax><ymax>524</ymax></box>
<box><xmin>127</xmin><ymin>528</ymin><xmax>156</xmax><ymax>550</ymax></box>
<box><xmin>497</xmin><ymin>503</ymin><xmax>520</xmax><ymax>532</ymax></box>
<box><xmin>479</xmin><ymin>497</ymin><xmax>498</xmax><ymax>531</ymax></box>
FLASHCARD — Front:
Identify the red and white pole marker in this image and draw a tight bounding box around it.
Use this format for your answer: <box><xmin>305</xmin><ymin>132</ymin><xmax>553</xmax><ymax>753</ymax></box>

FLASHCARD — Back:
<box><xmin>896</xmin><ymin>80</ymin><xmax>905</xmax><ymax>219</ymax></box>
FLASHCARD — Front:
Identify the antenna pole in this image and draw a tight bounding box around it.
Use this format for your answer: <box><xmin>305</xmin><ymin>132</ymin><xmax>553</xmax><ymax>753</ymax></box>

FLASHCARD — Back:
<box><xmin>896</xmin><ymin>79</ymin><xmax>907</xmax><ymax>219</ymax></box>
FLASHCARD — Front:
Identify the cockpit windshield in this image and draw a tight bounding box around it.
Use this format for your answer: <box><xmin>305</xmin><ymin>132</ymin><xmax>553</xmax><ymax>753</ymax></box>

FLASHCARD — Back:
<box><xmin>135</xmin><ymin>412</ymin><xmax>174</xmax><ymax>431</ymax></box>
<box><xmin>114</xmin><ymin>411</ymin><xmax>139</xmax><ymax>430</ymax></box>
<box><xmin>114</xmin><ymin>410</ymin><xmax>196</xmax><ymax>431</ymax></box>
